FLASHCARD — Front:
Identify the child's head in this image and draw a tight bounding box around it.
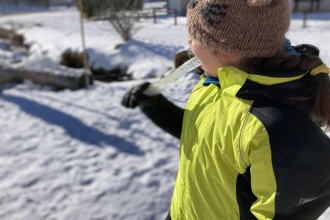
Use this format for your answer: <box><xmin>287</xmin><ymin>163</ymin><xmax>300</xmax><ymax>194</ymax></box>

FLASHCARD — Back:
<box><xmin>186</xmin><ymin>0</ymin><xmax>291</xmax><ymax>58</ymax></box>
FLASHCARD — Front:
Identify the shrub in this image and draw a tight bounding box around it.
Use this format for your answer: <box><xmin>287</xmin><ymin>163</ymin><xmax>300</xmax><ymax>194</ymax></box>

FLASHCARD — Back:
<box><xmin>60</xmin><ymin>49</ymin><xmax>87</xmax><ymax>69</ymax></box>
<box><xmin>0</xmin><ymin>27</ymin><xmax>29</xmax><ymax>49</ymax></box>
<box><xmin>76</xmin><ymin>0</ymin><xmax>93</xmax><ymax>18</ymax></box>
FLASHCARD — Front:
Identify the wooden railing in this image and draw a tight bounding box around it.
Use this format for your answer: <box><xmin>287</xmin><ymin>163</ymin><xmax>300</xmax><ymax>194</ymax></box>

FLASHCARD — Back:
<box><xmin>293</xmin><ymin>0</ymin><xmax>321</xmax><ymax>12</ymax></box>
<box><xmin>292</xmin><ymin>0</ymin><xmax>330</xmax><ymax>28</ymax></box>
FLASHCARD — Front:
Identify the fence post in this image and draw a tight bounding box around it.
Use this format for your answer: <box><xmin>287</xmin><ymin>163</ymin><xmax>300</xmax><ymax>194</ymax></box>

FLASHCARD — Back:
<box><xmin>303</xmin><ymin>11</ymin><xmax>308</xmax><ymax>28</ymax></box>
<box><xmin>153</xmin><ymin>8</ymin><xmax>157</xmax><ymax>24</ymax></box>
<box><xmin>174</xmin><ymin>9</ymin><xmax>177</xmax><ymax>25</ymax></box>
<box><xmin>78</xmin><ymin>0</ymin><xmax>91</xmax><ymax>87</ymax></box>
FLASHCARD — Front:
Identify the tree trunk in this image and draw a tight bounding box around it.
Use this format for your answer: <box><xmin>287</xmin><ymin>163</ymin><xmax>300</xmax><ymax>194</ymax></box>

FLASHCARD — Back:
<box><xmin>0</xmin><ymin>65</ymin><xmax>93</xmax><ymax>90</ymax></box>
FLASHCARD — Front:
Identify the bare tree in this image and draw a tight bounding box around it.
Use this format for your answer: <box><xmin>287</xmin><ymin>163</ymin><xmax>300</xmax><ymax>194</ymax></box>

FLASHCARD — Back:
<box><xmin>92</xmin><ymin>0</ymin><xmax>144</xmax><ymax>41</ymax></box>
<box><xmin>107</xmin><ymin>11</ymin><xmax>139</xmax><ymax>41</ymax></box>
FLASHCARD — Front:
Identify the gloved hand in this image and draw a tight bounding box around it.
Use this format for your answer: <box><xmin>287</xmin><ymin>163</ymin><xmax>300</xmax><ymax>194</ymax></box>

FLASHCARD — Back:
<box><xmin>121</xmin><ymin>82</ymin><xmax>152</xmax><ymax>108</ymax></box>
<box><xmin>293</xmin><ymin>44</ymin><xmax>320</xmax><ymax>56</ymax></box>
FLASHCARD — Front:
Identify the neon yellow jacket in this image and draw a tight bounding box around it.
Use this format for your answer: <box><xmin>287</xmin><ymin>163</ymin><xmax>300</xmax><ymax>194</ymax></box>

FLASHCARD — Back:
<box><xmin>169</xmin><ymin>66</ymin><xmax>330</xmax><ymax>219</ymax></box>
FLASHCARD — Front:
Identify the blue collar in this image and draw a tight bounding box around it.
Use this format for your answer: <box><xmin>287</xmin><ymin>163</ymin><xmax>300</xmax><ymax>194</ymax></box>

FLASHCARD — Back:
<box><xmin>203</xmin><ymin>76</ymin><xmax>220</xmax><ymax>86</ymax></box>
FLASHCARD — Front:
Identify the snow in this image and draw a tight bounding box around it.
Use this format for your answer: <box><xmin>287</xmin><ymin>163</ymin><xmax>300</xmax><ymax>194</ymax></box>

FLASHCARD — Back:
<box><xmin>0</xmin><ymin>6</ymin><xmax>329</xmax><ymax>220</ymax></box>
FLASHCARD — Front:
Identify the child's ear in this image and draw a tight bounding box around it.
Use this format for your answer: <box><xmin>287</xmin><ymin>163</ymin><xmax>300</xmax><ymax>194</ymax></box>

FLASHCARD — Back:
<box><xmin>221</xmin><ymin>54</ymin><xmax>232</xmax><ymax>61</ymax></box>
<box><xmin>216</xmin><ymin>53</ymin><xmax>232</xmax><ymax>61</ymax></box>
<box><xmin>216</xmin><ymin>53</ymin><xmax>243</xmax><ymax>67</ymax></box>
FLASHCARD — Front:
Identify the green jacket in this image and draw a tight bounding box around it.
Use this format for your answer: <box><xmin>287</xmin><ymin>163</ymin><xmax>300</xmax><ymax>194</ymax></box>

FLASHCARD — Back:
<box><xmin>140</xmin><ymin>66</ymin><xmax>330</xmax><ymax>219</ymax></box>
<box><xmin>169</xmin><ymin>66</ymin><xmax>330</xmax><ymax>220</ymax></box>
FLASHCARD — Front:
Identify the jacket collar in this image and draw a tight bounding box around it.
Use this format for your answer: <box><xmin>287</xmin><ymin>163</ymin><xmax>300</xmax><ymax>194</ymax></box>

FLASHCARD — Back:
<box><xmin>200</xmin><ymin>65</ymin><xmax>312</xmax><ymax>112</ymax></box>
<box><xmin>217</xmin><ymin>66</ymin><xmax>308</xmax><ymax>91</ymax></box>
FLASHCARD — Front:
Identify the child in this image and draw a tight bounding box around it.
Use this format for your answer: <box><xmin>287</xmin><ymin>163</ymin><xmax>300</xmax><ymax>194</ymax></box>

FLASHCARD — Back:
<box><xmin>122</xmin><ymin>0</ymin><xmax>330</xmax><ymax>219</ymax></box>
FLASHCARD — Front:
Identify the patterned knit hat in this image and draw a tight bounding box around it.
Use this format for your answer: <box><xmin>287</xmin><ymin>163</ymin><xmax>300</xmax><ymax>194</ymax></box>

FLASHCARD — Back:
<box><xmin>187</xmin><ymin>0</ymin><xmax>291</xmax><ymax>57</ymax></box>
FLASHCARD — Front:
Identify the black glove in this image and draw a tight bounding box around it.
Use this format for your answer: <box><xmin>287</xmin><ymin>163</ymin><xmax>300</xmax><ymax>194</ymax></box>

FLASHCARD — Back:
<box><xmin>121</xmin><ymin>82</ymin><xmax>152</xmax><ymax>108</ymax></box>
<box><xmin>293</xmin><ymin>44</ymin><xmax>320</xmax><ymax>56</ymax></box>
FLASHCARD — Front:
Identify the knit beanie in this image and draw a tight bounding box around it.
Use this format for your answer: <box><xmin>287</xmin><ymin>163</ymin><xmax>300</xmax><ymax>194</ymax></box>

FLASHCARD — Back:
<box><xmin>186</xmin><ymin>0</ymin><xmax>291</xmax><ymax>57</ymax></box>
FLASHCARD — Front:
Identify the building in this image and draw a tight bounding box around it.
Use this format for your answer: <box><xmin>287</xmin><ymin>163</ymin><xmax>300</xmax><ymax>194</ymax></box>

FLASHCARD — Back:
<box><xmin>49</xmin><ymin>0</ymin><xmax>73</xmax><ymax>6</ymax></box>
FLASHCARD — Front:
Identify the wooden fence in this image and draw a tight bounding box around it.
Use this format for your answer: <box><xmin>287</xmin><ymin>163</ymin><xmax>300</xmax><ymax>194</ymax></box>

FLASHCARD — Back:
<box><xmin>293</xmin><ymin>0</ymin><xmax>330</xmax><ymax>27</ymax></box>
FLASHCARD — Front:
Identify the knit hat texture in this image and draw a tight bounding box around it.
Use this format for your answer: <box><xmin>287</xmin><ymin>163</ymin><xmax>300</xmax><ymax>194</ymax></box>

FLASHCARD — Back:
<box><xmin>187</xmin><ymin>0</ymin><xmax>291</xmax><ymax>57</ymax></box>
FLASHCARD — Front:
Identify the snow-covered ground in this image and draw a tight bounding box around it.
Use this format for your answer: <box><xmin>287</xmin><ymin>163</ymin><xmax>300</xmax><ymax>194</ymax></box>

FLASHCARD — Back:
<box><xmin>0</xmin><ymin>6</ymin><xmax>329</xmax><ymax>220</ymax></box>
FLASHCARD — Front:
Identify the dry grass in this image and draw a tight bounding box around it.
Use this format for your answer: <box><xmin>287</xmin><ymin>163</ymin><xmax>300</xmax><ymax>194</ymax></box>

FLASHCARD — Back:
<box><xmin>0</xmin><ymin>27</ymin><xmax>28</xmax><ymax>49</ymax></box>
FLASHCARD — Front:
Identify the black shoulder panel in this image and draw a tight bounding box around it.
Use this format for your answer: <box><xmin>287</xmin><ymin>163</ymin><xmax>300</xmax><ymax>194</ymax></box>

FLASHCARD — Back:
<box><xmin>251</xmin><ymin>100</ymin><xmax>330</xmax><ymax>219</ymax></box>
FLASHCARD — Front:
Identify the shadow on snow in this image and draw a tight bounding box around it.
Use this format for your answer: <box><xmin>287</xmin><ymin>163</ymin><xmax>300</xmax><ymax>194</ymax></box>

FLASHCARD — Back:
<box><xmin>1</xmin><ymin>93</ymin><xmax>143</xmax><ymax>155</ymax></box>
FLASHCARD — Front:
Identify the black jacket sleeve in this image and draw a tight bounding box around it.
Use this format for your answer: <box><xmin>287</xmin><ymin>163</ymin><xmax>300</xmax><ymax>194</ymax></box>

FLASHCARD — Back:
<box><xmin>139</xmin><ymin>94</ymin><xmax>184</xmax><ymax>139</ymax></box>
